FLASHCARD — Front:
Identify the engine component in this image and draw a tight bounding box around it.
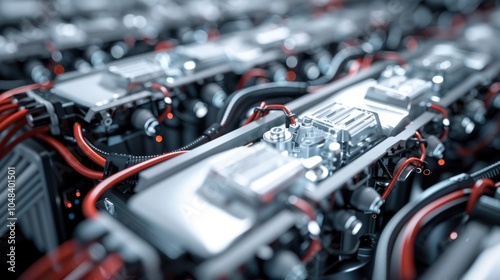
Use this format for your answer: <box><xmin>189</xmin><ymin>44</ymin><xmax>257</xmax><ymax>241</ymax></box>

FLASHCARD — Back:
<box><xmin>1</xmin><ymin>2</ymin><xmax>500</xmax><ymax>280</ymax></box>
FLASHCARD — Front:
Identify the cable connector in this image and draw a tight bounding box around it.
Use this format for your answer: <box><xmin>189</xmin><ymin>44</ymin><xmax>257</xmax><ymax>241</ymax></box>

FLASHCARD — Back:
<box><xmin>203</xmin><ymin>123</ymin><xmax>224</xmax><ymax>140</ymax></box>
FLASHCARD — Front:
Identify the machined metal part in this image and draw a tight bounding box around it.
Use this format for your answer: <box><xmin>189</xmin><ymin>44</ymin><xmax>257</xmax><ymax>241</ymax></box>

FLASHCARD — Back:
<box><xmin>129</xmin><ymin>143</ymin><xmax>307</xmax><ymax>258</ymax></box>
<box><xmin>263</xmin><ymin>126</ymin><xmax>293</xmax><ymax>151</ymax></box>
<box><xmin>199</xmin><ymin>143</ymin><xmax>306</xmax><ymax>208</ymax></box>
<box><xmin>135</xmin><ymin>59</ymin><xmax>396</xmax><ymax>192</ymax></box>
<box><xmin>135</xmin><ymin>42</ymin><xmax>500</xmax><ymax>205</ymax></box>
<box><xmin>308</xmin><ymin>60</ymin><xmax>500</xmax><ymax>202</ymax></box>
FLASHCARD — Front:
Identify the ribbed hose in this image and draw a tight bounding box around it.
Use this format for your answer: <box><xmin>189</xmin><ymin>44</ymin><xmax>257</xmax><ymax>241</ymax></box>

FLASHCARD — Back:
<box><xmin>87</xmin><ymin>123</ymin><xmax>223</xmax><ymax>184</ymax></box>
<box><xmin>169</xmin><ymin>135</ymin><xmax>209</xmax><ymax>153</ymax></box>
<box><xmin>84</xmin><ymin>138</ymin><xmax>158</xmax><ymax>159</ymax></box>
<box><xmin>471</xmin><ymin>161</ymin><xmax>500</xmax><ymax>181</ymax></box>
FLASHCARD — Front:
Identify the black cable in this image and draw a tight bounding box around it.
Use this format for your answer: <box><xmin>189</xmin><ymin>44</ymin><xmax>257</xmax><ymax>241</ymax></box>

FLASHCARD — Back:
<box><xmin>84</xmin><ymin>122</ymin><xmax>223</xmax><ymax>157</ymax></box>
<box><xmin>217</xmin><ymin>81</ymin><xmax>308</xmax><ymax>130</ymax></box>
<box><xmin>307</xmin><ymin>46</ymin><xmax>366</xmax><ymax>87</ymax></box>
<box><xmin>169</xmin><ymin>135</ymin><xmax>209</xmax><ymax>153</ymax></box>
<box><xmin>389</xmin><ymin>195</ymin><xmax>469</xmax><ymax>279</ymax></box>
<box><xmin>373</xmin><ymin>174</ymin><xmax>472</xmax><ymax>280</ymax></box>
<box><xmin>373</xmin><ymin>160</ymin><xmax>500</xmax><ymax>280</ymax></box>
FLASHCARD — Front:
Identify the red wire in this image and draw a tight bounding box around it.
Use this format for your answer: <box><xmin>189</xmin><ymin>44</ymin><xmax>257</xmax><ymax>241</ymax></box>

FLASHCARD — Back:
<box><xmin>264</xmin><ymin>104</ymin><xmax>297</xmax><ymax>125</ymax></box>
<box><xmin>83</xmin><ymin>150</ymin><xmax>187</xmax><ymax>218</ymax></box>
<box><xmin>0</xmin><ymin>110</ymin><xmax>19</xmax><ymax>123</ymax></box>
<box><xmin>360</xmin><ymin>55</ymin><xmax>374</xmax><ymax>69</ymax></box>
<box><xmin>74</xmin><ymin>123</ymin><xmax>106</xmax><ymax>167</ymax></box>
<box><xmin>400</xmin><ymin>189</ymin><xmax>467</xmax><ymax>279</ymax></box>
<box><xmin>290</xmin><ymin>196</ymin><xmax>316</xmax><ymax>220</ymax></box>
<box><xmin>267</xmin><ymin>104</ymin><xmax>296</xmax><ymax>125</ymax></box>
<box><xmin>242</xmin><ymin>103</ymin><xmax>296</xmax><ymax>126</ymax></box>
<box><xmin>151</xmin><ymin>83</ymin><xmax>173</xmax><ymax>122</ymax></box>
<box><xmin>20</xmin><ymin>240</ymin><xmax>87</xmax><ymax>280</ymax></box>
<box><xmin>428</xmin><ymin>103</ymin><xmax>449</xmax><ymax>142</ymax></box>
<box><xmin>428</xmin><ymin>103</ymin><xmax>448</xmax><ymax>118</ymax></box>
<box><xmin>414</xmin><ymin>131</ymin><xmax>426</xmax><ymax>162</ymax></box>
<box><xmin>242</xmin><ymin>113</ymin><xmax>257</xmax><ymax>126</ymax></box>
<box><xmin>0</xmin><ymin>81</ymin><xmax>53</xmax><ymax>101</ymax></box>
<box><xmin>0</xmin><ymin>109</ymin><xmax>27</xmax><ymax>133</ymax></box>
<box><xmin>81</xmin><ymin>253</ymin><xmax>124</xmax><ymax>280</ymax></box>
<box><xmin>0</xmin><ymin>98</ymin><xmax>12</xmax><ymax>105</ymax></box>
<box><xmin>235</xmin><ymin>68</ymin><xmax>268</xmax><ymax>91</ymax></box>
<box><xmin>255</xmin><ymin>102</ymin><xmax>266</xmax><ymax>119</ymax></box>
<box><xmin>348</xmin><ymin>58</ymin><xmax>363</xmax><ymax>76</ymax></box>
<box><xmin>0</xmin><ymin>102</ymin><xmax>18</xmax><ymax>113</ymax></box>
<box><xmin>0</xmin><ymin>126</ymin><xmax>50</xmax><ymax>159</ymax></box>
<box><xmin>302</xmin><ymin>239</ymin><xmax>322</xmax><ymax>263</ymax></box>
<box><xmin>381</xmin><ymin>158</ymin><xmax>422</xmax><ymax>200</ymax></box>
<box><xmin>405</xmin><ymin>36</ymin><xmax>419</xmax><ymax>52</ymax></box>
<box><xmin>242</xmin><ymin>101</ymin><xmax>266</xmax><ymax>126</ymax></box>
<box><xmin>466</xmin><ymin>179</ymin><xmax>496</xmax><ymax>213</ymax></box>
<box><xmin>36</xmin><ymin>134</ymin><xmax>104</xmax><ymax>180</ymax></box>
<box><xmin>381</xmin><ymin>132</ymin><xmax>426</xmax><ymax>200</ymax></box>
<box><xmin>0</xmin><ymin>119</ymin><xmax>27</xmax><ymax>150</ymax></box>
<box><xmin>289</xmin><ymin>196</ymin><xmax>322</xmax><ymax>263</ymax></box>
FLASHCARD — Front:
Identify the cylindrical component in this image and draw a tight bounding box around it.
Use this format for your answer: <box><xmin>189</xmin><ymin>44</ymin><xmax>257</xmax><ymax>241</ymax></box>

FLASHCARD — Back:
<box><xmin>11</xmin><ymin>93</ymin><xmax>29</xmax><ymax>102</ymax></box>
<box><xmin>201</xmin><ymin>83</ymin><xmax>227</xmax><ymax>109</ymax></box>
<box><xmin>86</xmin><ymin>46</ymin><xmax>110</xmax><ymax>68</ymax></box>
<box><xmin>449</xmin><ymin>115</ymin><xmax>476</xmax><ymax>142</ymax></box>
<box><xmin>12</xmin><ymin>96</ymin><xmax>35</xmax><ymax>107</ymax></box>
<box><xmin>426</xmin><ymin>135</ymin><xmax>445</xmax><ymax>158</ymax></box>
<box><xmin>23</xmin><ymin>103</ymin><xmax>46</xmax><ymax>114</ymax></box>
<box><xmin>332</xmin><ymin>210</ymin><xmax>363</xmax><ymax>235</ymax></box>
<box><xmin>25</xmin><ymin>60</ymin><xmax>51</xmax><ymax>83</ymax></box>
<box><xmin>263</xmin><ymin>250</ymin><xmax>307</xmax><ymax>280</ymax></box>
<box><xmin>394</xmin><ymin>157</ymin><xmax>417</xmax><ymax>181</ymax></box>
<box><xmin>263</xmin><ymin>126</ymin><xmax>293</xmax><ymax>152</ymax></box>
<box><xmin>178</xmin><ymin>27</ymin><xmax>194</xmax><ymax>44</ymax></box>
<box><xmin>186</xmin><ymin>99</ymin><xmax>208</xmax><ymax>119</ymax></box>
<box><xmin>299</xmin><ymin>136</ymin><xmax>324</xmax><ymax>158</ymax></box>
<box><xmin>27</xmin><ymin>112</ymin><xmax>51</xmax><ymax>127</ymax></box>
<box><xmin>268</xmin><ymin>63</ymin><xmax>287</xmax><ymax>82</ymax></box>
<box><xmin>131</xmin><ymin>108</ymin><xmax>159</xmax><ymax>137</ymax></box>
<box><xmin>350</xmin><ymin>187</ymin><xmax>384</xmax><ymax>214</ymax></box>
<box><xmin>323</xmin><ymin>141</ymin><xmax>341</xmax><ymax>170</ymax></box>
<box><xmin>74</xmin><ymin>59</ymin><xmax>92</xmax><ymax>73</ymax></box>
<box><xmin>337</xmin><ymin>130</ymin><xmax>351</xmax><ymax>165</ymax></box>
<box><xmin>300</xmin><ymin>60</ymin><xmax>321</xmax><ymax>80</ymax></box>
<box><xmin>109</xmin><ymin>41</ymin><xmax>129</xmax><ymax>59</ymax></box>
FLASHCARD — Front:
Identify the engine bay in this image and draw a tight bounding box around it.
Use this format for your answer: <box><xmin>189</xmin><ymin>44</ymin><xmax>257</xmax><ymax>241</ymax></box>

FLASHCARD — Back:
<box><xmin>1</xmin><ymin>1</ymin><xmax>500</xmax><ymax>279</ymax></box>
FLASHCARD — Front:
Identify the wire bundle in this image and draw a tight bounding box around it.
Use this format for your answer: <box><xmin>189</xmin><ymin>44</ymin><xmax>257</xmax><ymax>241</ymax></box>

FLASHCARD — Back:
<box><xmin>374</xmin><ymin>161</ymin><xmax>500</xmax><ymax>280</ymax></box>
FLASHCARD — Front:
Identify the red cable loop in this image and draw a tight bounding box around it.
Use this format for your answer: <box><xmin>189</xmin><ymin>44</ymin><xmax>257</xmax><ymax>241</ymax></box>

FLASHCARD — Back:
<box><xmin>36</xmin><ymin>134</ymin><xmax>104</xmax><ymax>180</ymax></box>
<box><xmin>83</xmin><ymin>151</ymin><xmax>187</xmax><ymax>218</ymax></box>
<box><xmin>74</xmin><ymin>122</ymin><xmax>106</xmax><ymax>167</ymax></box>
